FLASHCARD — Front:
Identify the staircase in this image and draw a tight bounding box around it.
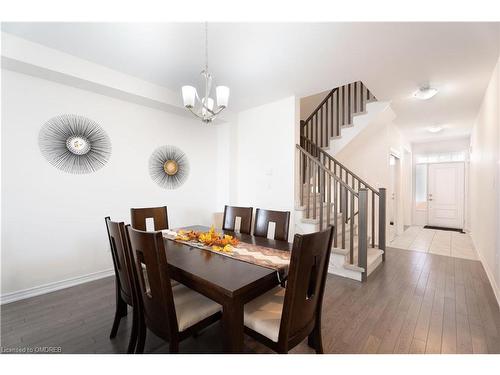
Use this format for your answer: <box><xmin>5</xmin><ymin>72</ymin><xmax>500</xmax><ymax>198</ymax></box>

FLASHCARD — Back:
<box><xmin>296</xmin><ymin>81</ymin><xmax>387</xmax><ymax>282</ymax></box>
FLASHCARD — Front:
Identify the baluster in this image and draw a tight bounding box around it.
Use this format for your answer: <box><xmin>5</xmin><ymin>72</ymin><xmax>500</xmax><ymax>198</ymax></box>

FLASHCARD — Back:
<box><xmin>327</xmin><ymin>172</ymin><xmax>331</xmax><ymax>229</ymax></box>
<box><xmin>350</xmin><ymin>192</ymin><xmax>354</xmax><ymax>264</ymax></box>
<box><xmin>306</xmin><ymin>156</ymin><xmax>311</xmax><ymax>219</ymax></box>
<box><xmin>336</xmin><ymin>89</ymin><xmax>340</xmax><ymax>136</ymax></box>
<box><xmin>320</xmin><ymin>106</ymin><xmax>324</xmax><ymax>147</ymax></box>
<box><xmin>354</xmin><ymin>81</ymin><xmax>358</xmax><ymax>113</ymax></box>
<box><xmin>341</xmin><ymin>85</ymin><xmax>345</xmax><ymax>127</ymax></box>
<box><xmin>299</xmin><ymin>149</ymin><xmax>304</xmax><ymax>207</ymax></box>
<box><xmin>319</xmin><ymin>164</ymin><xmax>324</xmax><ymax>230</ymax></box>
<box><xmin>358</xmin><ymin>81</ymin><xmax>362</xmax><ymax>112</ymax></box>
<box><xmin>372</xmin><ymin>190</ymin><xmax>375</xmax><ymax>248</ymax></box>
<box><xmin>333</xmin><ymin>179</ymin><xmax>338</xmax><ymax>248</ymax></box>
<box><xmin>314</xmin><ymin>114</ymin><xmax>318</xmax><ymax>150</ymax></box>
<box><xmin>313</xmin><ymin>159</ymin><xmax>317</xmax><ymax>219</ymax></box>
<box><xmin>341</xmin><ymin>185</ymin><xmax>346</xmax><ymax>249</ymax></box>
<box><xmin>325</xmin><ymin>98</ymin><xmax>329</xmax><ymax>144</ymax></box>
<box><xmin>348</xmin><ymin>83</ymin><xmax>352</xmax><ymax>125</ymax></box>
<box><xmin>360</xmin><ymin>83</ymin><xmax>366</xmax><ymax>112</ymax></box>
<box><xmin>330</xmin><ymin>94</ymin><xmax>334</xmax><ymax>139</ymax></box>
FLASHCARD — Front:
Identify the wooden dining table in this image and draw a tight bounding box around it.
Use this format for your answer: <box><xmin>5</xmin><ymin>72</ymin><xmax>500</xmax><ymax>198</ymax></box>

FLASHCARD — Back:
<box><xmin>164</xmin><ymin>225</ymin><xmax>292</xmax><ymax>353</ymax></box>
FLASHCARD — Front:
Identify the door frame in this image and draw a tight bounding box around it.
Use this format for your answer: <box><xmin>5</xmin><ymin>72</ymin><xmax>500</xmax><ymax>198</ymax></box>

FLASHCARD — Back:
<box><xmin>388</xmin><ymin>150</ymin><xmax>402</xmax><ymax>238</ymax></box>
<box><xmin>427</xmin><ymin>161</ymin><xmax>465</xmax><ymax>230</ymax></box>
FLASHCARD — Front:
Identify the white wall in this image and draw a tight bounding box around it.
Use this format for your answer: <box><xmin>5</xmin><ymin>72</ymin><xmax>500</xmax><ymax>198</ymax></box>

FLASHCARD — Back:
<box><xmin>412</xmin><ymin>137</ymin><xmax>470</xmax><ymax>154</ymax></box>
<box><xmin>333</xmin><ymin>107</ymin><xmax>412</xmax><ymax>239</ymax></box>
<box><xmin>230</xmin><ymin>96</ymin><xmax>297</xmax><ymax>240</ymax></box>
<box><xmin>1</xmin><ymin>69</ymin><xmax>222</xmax><ymax>298</ymax></box>
<box><xmin>469</xmin><ymin>55</ymin><xmax>500</xmax><ymax>305</ymax></box>
<box><xmin>300</xmin><ymin>89</ymin><xmax>330</xmax><ymax>120</ymax></box>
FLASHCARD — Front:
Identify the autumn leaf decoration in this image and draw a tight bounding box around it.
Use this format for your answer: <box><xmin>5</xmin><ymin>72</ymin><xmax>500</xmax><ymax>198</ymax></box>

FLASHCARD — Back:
<box><xmin>176</xmin><ymin>226</ymin><xmax>239</xmax><ymax>253</ymax></box>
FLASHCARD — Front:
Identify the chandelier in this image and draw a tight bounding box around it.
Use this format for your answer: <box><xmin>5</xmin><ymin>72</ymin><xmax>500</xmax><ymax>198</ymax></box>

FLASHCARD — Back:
<box><xmin>181</xmin><ymin>23</ymin><xmax>229</xmax><ymax>123</ymax></box>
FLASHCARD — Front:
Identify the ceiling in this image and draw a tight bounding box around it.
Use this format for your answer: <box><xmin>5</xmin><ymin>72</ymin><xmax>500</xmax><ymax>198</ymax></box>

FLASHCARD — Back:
<box><xmin>2</xmin><ymin>22</ymin><xmax>499</xmax><ymax>142</ymax></box>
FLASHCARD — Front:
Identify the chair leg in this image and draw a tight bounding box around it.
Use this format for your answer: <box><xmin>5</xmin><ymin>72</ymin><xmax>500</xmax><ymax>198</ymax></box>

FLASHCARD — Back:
<box><xmin>127</xmin><ymin>306</ymin><xmax>139</xmax><ymax>354</ymax></box>
<box><xmin>313</xmin><ymin>324</ymin><xmax>324</xmax><ymax>354</ymax></box>
<box><xmin>110</xmin><ymin>295</ymin><xmax>128</xmax><ymax>339</ymax></box>
<box><xmin>169</xmin><ymin>339</ymin><xmax>179</xmax><ymax>353</ymax></box>
<box><xmin>135</xmin><ymin>315</ymin><xmax>147</xmax><ymax>354</ymax></box>
<box><xmin>307</xmin><ymin>332</ymin><xmax>316</xmax><ymax>349</ymax></box>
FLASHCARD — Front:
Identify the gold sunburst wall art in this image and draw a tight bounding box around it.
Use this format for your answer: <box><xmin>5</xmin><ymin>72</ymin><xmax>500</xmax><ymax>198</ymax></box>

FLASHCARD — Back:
<box><xmin>149</xmin><ymin>145</ymin><xmax>189</xmax><ymax>189</ymax></box>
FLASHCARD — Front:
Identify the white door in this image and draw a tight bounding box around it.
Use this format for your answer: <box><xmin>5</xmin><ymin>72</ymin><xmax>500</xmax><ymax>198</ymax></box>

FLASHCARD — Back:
<box><xmin>428</xmin><ymin>162</ymin><xmax>465</xmax><ymax>229</ymax></box>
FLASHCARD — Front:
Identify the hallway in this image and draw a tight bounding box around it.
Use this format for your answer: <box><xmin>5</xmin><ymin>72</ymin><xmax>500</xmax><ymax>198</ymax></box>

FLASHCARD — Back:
<box><xmin>390</xmin><ymin>226</ymin><xmax>477</xmax><ymax>260</ymax></box>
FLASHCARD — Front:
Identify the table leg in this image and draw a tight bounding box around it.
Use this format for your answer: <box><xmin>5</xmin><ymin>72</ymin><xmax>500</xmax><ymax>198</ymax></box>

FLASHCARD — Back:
<box><xmin>222</xmin><ymin>300</ymin><xmax>244</xmax><ymax>353</ymax></box>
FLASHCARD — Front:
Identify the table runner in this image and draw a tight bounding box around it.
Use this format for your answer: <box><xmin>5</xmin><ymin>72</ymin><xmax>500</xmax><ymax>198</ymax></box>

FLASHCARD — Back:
<box><xmin>162</xmin><ymin>229</ymin><xmax>290</xmax><ymax>274</ymax></box>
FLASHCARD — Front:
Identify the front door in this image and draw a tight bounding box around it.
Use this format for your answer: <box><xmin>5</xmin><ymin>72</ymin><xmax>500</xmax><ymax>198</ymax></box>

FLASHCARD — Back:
<box><xmin>428</xmin><ymin>162</ymin><xmax>465</xmax><ymax>229</ymax></box>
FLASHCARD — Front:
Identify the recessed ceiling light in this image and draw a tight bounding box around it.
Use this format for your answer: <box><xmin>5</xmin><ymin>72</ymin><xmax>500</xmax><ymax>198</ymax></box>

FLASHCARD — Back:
<box><xmin>427</xmin><ymin>126</ymin><xmax>443</xmax><ymax>133</ymax></box>
<box><xmin>413</xmin><ymin>86</ymin><xmax>438</xmax><ymax>100</ymax></box>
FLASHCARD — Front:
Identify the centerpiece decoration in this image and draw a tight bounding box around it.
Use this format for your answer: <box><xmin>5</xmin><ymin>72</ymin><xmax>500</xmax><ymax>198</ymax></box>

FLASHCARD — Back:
<box><xmin>175</xmin><ymin>226</ymin><xmax>239</xmax><ymax>253</ymax></box>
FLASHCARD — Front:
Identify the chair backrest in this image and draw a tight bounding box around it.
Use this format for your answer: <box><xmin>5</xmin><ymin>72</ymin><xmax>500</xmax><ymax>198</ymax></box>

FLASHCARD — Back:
<box><xmin>105</xmin><ymin>217</ymin><xmax>134</xmax><ymax>306</ymax></box>
<box><xmin>253</xmin><ymin>208</ymin><xmax>291</xmax><ymax>241</ymax></box>
<box><xmin>125</xmin><ymin>226</ymin><xmax>178</xmax><ymax>337</ymax></box>
<box><xmin>278</xmin><ymin>226</ymin><xmax>334</xmax><ymax>345</ymax></box>
<box><xmin>130</xmin><ymin>206</ymin><xmax>169</xmax><ymax>231</ymax></box>
<box><xmin>222</xmin><ymin>205</ymin><xmax>253</xmax><ymax>235</ymax></box>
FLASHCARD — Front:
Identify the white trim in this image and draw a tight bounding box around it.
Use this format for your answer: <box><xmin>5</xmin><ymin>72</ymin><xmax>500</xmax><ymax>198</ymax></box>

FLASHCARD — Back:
<box><xmin>472</xmin><ymin>239</ymin><xmax>500</xmax><ymax>309</ymax></box>
<box><xmin>0</xmin><ymin>268</ymin><xmax>114</xmax><ymax>305</ymax></box>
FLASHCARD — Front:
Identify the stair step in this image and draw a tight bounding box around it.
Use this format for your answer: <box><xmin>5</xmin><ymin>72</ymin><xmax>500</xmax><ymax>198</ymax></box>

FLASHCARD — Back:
<box><xmin>295</xmin><ymin>202</ymin><xmax>335</xmax><ymax>212</ymax></box>
<box><xmin>332</xmin><ymin>247</ymin><xmax>383</xmax><ymax>275</ymax></box>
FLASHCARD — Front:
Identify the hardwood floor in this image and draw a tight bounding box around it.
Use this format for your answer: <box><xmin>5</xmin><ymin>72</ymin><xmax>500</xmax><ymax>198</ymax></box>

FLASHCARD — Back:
<box><xmin>1</xmin><ymin>247</ymin><xmax>500</xmax><ymax>354</ymax></box>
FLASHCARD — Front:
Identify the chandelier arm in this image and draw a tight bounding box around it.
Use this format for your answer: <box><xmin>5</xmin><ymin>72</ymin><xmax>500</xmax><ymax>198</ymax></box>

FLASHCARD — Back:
<box><xmin>187</xmin><ymin>106</ymin><xmax>205</xmax><ymax>120</ymax></box>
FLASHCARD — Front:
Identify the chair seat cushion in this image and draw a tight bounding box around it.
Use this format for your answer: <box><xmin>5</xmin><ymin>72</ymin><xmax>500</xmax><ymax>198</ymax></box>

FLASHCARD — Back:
<box><xmin>172</xmin><ymin>284</ymin><xmax>222</xmax><ymax>332</ymax></box>
<box><xmin>244</xmin><ymin>286</ymin><xmax>285</xmax><ymax>342</ymax></box>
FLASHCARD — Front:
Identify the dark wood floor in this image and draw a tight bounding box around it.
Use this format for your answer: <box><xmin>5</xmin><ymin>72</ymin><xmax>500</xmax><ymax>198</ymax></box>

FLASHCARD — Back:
<box><xmin>2</xmin><ymin>247</ymin><xmax>500</xmax><ymax>354</ymax></box>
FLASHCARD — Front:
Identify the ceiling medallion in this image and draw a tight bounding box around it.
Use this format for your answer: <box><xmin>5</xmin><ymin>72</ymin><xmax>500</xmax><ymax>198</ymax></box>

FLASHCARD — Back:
<box><xmin>39</xmin><ymin>114</ymin><xmax>111</xmax><ymax>174</ymax></box>
<box><xmin>181</xmin><ymin>23</ymin><xmax>229</xmax><ymax>123</ymax></box>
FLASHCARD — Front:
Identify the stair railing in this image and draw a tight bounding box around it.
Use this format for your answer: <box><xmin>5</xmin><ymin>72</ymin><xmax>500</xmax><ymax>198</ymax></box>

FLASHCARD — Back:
<box><xmin>300</xmin><ymin>81</ymin><xmax>376</xmax><ymax>149</ymax></box>
<box><xmin>296</xmin><ymin>144</ymin><xmax>370</xmax><ymax>281</ymax></box>
<box><xmin>301</xmin><ymin>136</ymin><xmax>386</xmax><ymax>256</ymax></box>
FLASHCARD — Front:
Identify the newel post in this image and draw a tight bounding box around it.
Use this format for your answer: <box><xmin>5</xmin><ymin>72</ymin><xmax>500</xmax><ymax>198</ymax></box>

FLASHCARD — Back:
<box><xmin>358</xmin><ymin>188</ymin><xmax>368</xmax><ymax>282</ymax></box>
<box><xmin>378</xmin><ymin>188</ymin><xmax>387</xmax><ymax>261</ymax></box>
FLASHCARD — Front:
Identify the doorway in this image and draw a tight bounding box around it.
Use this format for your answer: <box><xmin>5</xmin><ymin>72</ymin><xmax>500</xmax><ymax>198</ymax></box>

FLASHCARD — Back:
<box><xmin>427</xmin><ymin>162</ymin><xmax>465</xmax><ymax>230</ymax></box>
<box><xmin>388</xmin><ymin>154</ymin><xmax>401</xmax><ymax>242</ymax></box>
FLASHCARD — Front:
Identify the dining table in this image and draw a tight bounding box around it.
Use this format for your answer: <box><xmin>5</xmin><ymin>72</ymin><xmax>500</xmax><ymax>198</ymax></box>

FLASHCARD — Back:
<box><xmin>164</xmin><ymin>225</ymin><xmax>292</xmax><ymax>353</ymax></box>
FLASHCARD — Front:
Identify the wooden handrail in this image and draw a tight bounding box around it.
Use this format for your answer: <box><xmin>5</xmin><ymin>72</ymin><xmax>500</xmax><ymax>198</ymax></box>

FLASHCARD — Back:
<box><xmin>302</xmin><ymin>88</ymin><xmax>338</xmax><ymax>125</ymax></box>
<box><xmin>296</xmin><ymin>144</ymin><xmax>358</xmax><ymax>197</ymax></box>
<box><xmin>301</xmin><ymin>136</ymin><xmax>380</xmax><ymax>195</ymax></box>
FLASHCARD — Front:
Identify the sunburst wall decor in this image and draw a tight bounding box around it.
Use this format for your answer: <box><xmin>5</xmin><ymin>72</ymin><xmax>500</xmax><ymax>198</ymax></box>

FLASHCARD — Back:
<box><xmin>149</xmin><ymin>145</ymin><xmax>189</xmax><ymax>189</ymax></box>
<box><xmin>38</xmin><ymin>114</ymin><xmax>112</xmax><ymax>174</ymax></box>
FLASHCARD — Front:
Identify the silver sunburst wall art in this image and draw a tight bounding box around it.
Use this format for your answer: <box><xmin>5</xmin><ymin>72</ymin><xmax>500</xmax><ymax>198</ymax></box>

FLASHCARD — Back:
<box><xmin>149</xmin><ymin>145</ymin><xmax>189</xmax><ymax>189</ymax></box>
<box><xmin>39</xmin><ymin>114</ymin><xmax>112</xmax><ymax>174</ymax></box>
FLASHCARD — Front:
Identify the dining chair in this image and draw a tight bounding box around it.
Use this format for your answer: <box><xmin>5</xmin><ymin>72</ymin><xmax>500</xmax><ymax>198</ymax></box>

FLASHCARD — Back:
<box><xmin>253</xmin><ymin>208</ymin><xmax>291</xmax><ymax>241</ymax></box>
<box><xmin>243</xmin><ymin>226</ymin><xmax>334</xmax><ymax>354</ymax></box>
<box><xmin>125</xmin><ymin>226</ymin><xmax>222</xmax><ymax>353</ymax></box>
<box><xmin>222</xmin><ymin>205</ymin><xmax>253</xmax><ymax>235</ymax></box>
<box><xmin>105</xmin><ymin>217</ymin><xmax>138</xmax><ymax>353</ymax></box>
<box><xmin>130</xmin><ymin>206</ymin><xmax>169</xmax><ymax>231</ymax></box>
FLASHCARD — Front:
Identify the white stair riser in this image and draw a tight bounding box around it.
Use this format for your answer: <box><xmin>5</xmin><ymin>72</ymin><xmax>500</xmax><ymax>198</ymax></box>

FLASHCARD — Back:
<box><xmin>328</xmin><ymin>247</ymin><xmax>383</xmax><ymax>282</ymax></box>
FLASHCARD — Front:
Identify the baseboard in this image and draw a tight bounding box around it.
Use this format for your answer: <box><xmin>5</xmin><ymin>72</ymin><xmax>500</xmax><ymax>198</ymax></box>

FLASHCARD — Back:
<box><xmin>0</xmin><ymin>268</ymin><xmax>114</xmax><ymax>305</ymax></box>
<box><xmin>471</xmin><ymin>240</ymin><xmax>500</xmax><ymax>309</ymax></box>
